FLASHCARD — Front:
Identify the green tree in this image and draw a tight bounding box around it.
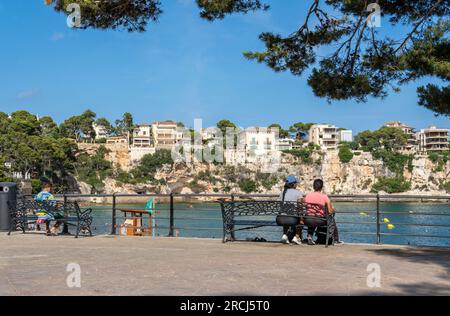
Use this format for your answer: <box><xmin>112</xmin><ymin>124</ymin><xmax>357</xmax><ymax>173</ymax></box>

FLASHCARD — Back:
<box><xmin>114</xmin><ymin>112</ymin><xmax>134</xmax><ymax>136</ymax></box>
<box><xmin>217</xmin><ymin>119</ymin><xmax>237</xmax><ymax>135</ymax></box>
<box><xmin>338</xmin><ymin>144</ymin><xmax>354</xmax><ymax>163</ymax></box>
<box><xmin>60</xmin><ymin>110</ymin><xmax>97</xmax><ymax>141</ymax></box>
<box><xmin>0</xmin><ymin>112</ymin><xmax>9</xmax><ymax>134</ymax></box>
<box><xmin>239</xmin><ymin>179</ymin><xmax>258</xmax><ymax>193</ymax></box>
<box><xmin>372</xmin><ymin>177</ymin><xmax>412</xmax><ymax>194</ymax></box>
<box><xmin>442</xmin><ymin>182</ymin><xmax>450</xmax><ymax>192</ymax></box>
<box><xmin>48</xmin><ymin>0</ymin><xmax>267</xmax><ymax>31</ymax></box>
<box><xmin>268</xmin><ymin>123</ymin><xmax>289</xmax><ymax>138</ymax></box>
<box><xmin>95</xmin><ymin>117</ymin><xmax>114</xmax><ymax>138</ymax></box>
<box><xmin>75</xmin><ymin>146</ymin><xmax>112</xmax><ymax>192</ymax></box>
<box><xmin>0</xmin><ymin>155</ymin><xmax>12</xmax><ymax>182</ymax></box>
<box><xmin>131</xmin><ymin>150</ymin><xmax>174</xmax><ymax>181</ymax></box>
<box><xmin>39</xmin><ymin>116</ymin><xmax>59</xmax><ymax>137</ymax></box>
<box><xmin>283</xmin><ymin>148</ymin><xmax>314</xmax><ymax>164</ymax></box>
<box><xmin>355</xmin><ymin>127</ymin><xmax>407</xmax><ymax>152</ymax></box>
<box><xmin>60</xmin><ymin>115</ymin><xmax>83</xmax><ymax>141</ymax></box>
<box><xmin>80</xmin><ymin>110</ymin><xmax>97</xmax><ymax>140</ymax></box>
<box><xmin>9</xmin><ymin>111</ymin><xmax>41</xmax><ymax>136</ymax></box>
<box><xmin>289</xmin><ymin>122</ymin><xmax>315</xmax><ymax>141</ymax></box>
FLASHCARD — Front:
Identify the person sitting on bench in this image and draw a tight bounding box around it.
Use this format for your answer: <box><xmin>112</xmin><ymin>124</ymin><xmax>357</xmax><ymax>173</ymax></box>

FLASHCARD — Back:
<box><xmin>279</xmin><ymin>175</ymin><xmax>304</xmax><ymax>245</ymax></box>
<box><xmin>303</xmin><ymin>179</ymin><xmax>341</xmax><ymax>245</ymax></box>
<box><xmin>35</xmin><ymin>182</ymin><xmax>61</xmax><ymax>236</ymax></box>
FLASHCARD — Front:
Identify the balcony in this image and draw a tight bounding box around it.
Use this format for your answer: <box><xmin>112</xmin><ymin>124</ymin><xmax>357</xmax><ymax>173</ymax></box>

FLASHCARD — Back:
<box><xmin>322</xmin><ymin>134</ymin><xmax>337</xmax><ymax>140</ymax></box>
<box><xmin>425</xmin><ymin>132</ymin><xmax>448</xmax><ymax>138</ymax></box>
<box><xmin>426</xmin><ymin>139</ymin><xmax>449</xmax><ymax>145</ymax></box>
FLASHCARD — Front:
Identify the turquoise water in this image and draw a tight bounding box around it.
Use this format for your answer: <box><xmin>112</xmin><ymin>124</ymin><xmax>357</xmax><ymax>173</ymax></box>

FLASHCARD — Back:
<box><xmin>85</xmin><ymin>202</ymin><xmax>450</xmax><ymax>247</ymax></box>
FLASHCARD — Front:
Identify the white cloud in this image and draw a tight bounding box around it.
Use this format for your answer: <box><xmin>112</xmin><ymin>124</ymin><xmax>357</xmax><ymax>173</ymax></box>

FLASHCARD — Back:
<box><xmin>17</xmin><ymin>89</ymin><xmax>39</xmax><ymax>100</ymax></box>
<box><xmin>50</xmin><ymin>32</ymin><xmax>65</xmax><ymax>41</ymax></box>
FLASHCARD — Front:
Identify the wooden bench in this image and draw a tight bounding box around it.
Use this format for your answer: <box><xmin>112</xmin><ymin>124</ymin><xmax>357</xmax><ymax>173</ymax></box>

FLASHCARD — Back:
<box><xmin>7</xmin><ymin>198</ymin><xmax>93</xmax><ymax>238</ymax></box>
<box><xmin>219</xmin><ymin>200</ymin><xmax>336</xmax><ymax>247</ymax></box>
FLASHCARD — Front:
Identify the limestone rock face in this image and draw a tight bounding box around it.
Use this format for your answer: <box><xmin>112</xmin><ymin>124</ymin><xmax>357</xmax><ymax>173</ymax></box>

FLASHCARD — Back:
<box><xmin>76</xmin><ymin>147</ymin><xmax>450</xmax><ymax>197</ymax></box>
<box><xmin>77</xmin><ymin>181</ymin><xmax>93</xmax><ymax>195</ymax></box>
<box><xmin>77</xmin><ymin>143</ymin><xmax>131</xmax><ymax>171</ymax></box>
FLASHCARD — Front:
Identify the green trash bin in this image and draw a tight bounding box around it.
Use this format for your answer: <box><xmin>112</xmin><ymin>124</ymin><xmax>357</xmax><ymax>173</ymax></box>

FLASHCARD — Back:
<box><xmin>0</xmin><ymin>182</ymin><xmax>17</xmax><ymax>231</ymax></box>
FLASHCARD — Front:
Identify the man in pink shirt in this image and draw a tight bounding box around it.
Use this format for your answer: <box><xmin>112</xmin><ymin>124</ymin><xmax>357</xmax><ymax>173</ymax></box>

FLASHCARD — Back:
<box><xmin>303</xmin><ymin>179</ymin><xmax>341</xmax><ymax>245</ymax></box>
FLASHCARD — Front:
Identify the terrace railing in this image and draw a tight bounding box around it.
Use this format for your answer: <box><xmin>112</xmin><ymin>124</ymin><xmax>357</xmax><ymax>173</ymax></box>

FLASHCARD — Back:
<box><xmin>23</xmin><ymin>193</ymin><xmax>450</xmax><ymax>246</ymax></box>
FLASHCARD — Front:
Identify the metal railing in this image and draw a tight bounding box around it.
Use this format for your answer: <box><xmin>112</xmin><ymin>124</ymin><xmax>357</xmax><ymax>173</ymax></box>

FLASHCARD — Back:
<box><xmin>39</xmin><ymin>192</ymin><xmax>450</xmax><ymax>246</ymax></box>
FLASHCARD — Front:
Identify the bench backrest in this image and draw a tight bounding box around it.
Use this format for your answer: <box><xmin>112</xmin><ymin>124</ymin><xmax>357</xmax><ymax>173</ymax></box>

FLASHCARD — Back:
<box><xmin>9</xmin><ymin>197</ymin><xmax>82</xmax><ymax>218</ymax></box>
<box><xmin>219</xmin><ymin>200</ymin><xmax>327</xmax><ymax>217</ymax></box>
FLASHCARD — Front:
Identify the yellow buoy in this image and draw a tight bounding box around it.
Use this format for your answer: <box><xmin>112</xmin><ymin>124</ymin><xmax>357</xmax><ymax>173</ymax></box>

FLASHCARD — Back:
<box><xmin>387</xmin><ymin>224</ymin><xmax>395</xmax><ymax>230</ymax></box>
<box><xmin>383</xmin><ymin>218</ymin><xmax>390</xmax><ymax>223</ymax></box>
<box><xmin>359</xmin><ymin>212</ymin><xmax>368</xmax><ymax>216</ymax></box>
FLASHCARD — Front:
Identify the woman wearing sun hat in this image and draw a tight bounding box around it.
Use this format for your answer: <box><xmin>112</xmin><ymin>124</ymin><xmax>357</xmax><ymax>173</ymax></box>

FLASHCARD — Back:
<box><xmin>279</xmin><ymin>175</ymin><xmax>304</xmax><ymax>245</ymax></box>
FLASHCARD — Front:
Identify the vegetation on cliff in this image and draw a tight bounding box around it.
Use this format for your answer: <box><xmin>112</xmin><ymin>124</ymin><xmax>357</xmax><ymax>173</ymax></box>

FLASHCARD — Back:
<box><xmin>338</xmin><ymin>143</ymin><xmax>354</xmax><ymax>163</ymax></box>
<box><xmin>75</xmin><ymin>146</ymin><xmax>113</xmax><ymax>192</ymax></box>
<box><xmin>355</xmin><ymin>127</ymin><xmax>414</xmax><ymax>193</ymax></box>
<box><xmin>282</xmin><ymin>143</ymin><xmax>322</xmax><ymax>165</ymax></box>
<box><xmin>428</xmin><ymin>151</ymin><xmax>450</xmax><ymax>172</ymax></box>
<box><xmin>0</xmin><ymin>110</ymin><xmax>448</xmax><ymax>195</ymax></box>
<box><xmin>0</xmin><ymin>110</ymin><xmax>133</xmax><ymax>192</ymax></box>
<box><xmin>371</xmin><ymin>177</ymin><xmax>412</xmax><ymax>194</ymax></box>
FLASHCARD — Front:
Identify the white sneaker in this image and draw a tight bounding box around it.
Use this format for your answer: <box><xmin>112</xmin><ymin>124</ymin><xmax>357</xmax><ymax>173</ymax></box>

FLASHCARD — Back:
<box><xmin>281</xmin><ymin>234</ymin><xmax>290</xmax><ymax>244</ymax></box>
<box><xmin>307</xmin><ymin>236</ymin><xmax>316</xmax><ymax>245</ymax></box>
<box><xmin>292</xmin><ymin>236</ymin><xmax>303</xmax><ymax>245</ymax></box>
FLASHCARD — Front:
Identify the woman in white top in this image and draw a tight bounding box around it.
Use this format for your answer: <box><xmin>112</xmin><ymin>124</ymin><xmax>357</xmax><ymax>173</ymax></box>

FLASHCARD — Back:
<box><xmin>279</xmin><ymin>175</ymin><xmax>304</xmax><ymax>245</ymax></box>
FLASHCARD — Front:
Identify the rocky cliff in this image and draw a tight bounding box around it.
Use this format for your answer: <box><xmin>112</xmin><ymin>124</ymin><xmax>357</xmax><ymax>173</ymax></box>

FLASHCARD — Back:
<box><xmin>77</xmin><ymin>150</ymin><xmax>450</xmax><ymax>198</ymax></box>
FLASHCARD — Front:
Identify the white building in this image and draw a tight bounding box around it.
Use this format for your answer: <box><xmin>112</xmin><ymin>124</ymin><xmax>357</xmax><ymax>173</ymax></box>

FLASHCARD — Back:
<box><xmin>152</xmin><ymin>121</ymin><xmax>182</xmax><ymax>150</ymax></box>
<box><xmin>224</xmin><ymin>148</ymin><xmax>281</xmax><ymax>173</ymax></box>
<box><xmin>277</xmin><ymin>138</ymin><xmax>295</xmax><ymax>151</ymax></box>
<box><xmin>220</xmin><ymin>127</ymin><xmax>280</xmax><ymax>171</ymax></box>
<box><xmin>93</xmin><ymin>123</ymin><xmax>109</xmax><ymax>140</ymax></box>
<box><xmin>240</xmin><ymin>127</ymin><xmax>277</xmax><ymax>154</ymax></box>
<box><xmin>106</xmin><ymin>136</ymin><xmax>128</xmax><ymax>145</ymax></box>
<box><xmin>201</xmin><ymin>127</ymin><xmax>223</xmax><ymax>147</ymax></box>
<box><xmin>338</xmin><ymin>130</ymin><xmax>353</xmax><ymax>143</ymax></box>
<box><xmin>416</xmin><ymin>126</ymin><xmax>449</xmax><ymax>152</ymax></box>
<box><xmin>132</xmin><ymin>124</ymin><xmax>153</xmax><ymax>148</ymax></box>
<box><xmin>309</xmin><ymin>124</ymin><xmax>338</xmax><ymax>150</ymax></box>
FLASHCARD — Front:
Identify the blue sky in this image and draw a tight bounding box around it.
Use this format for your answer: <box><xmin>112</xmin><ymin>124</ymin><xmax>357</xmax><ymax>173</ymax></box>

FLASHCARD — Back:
<box><xmin>0</xmin><ymin>0</ymin><xmax>448</xmax><ymax>133</ymax></box>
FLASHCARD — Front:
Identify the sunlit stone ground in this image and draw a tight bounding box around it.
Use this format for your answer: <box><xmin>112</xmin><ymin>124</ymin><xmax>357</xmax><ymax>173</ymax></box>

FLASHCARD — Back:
<box><xmin>0</xmin><ymin>234</ymin><xmax>448</xmax><ymax>296</ymax></box>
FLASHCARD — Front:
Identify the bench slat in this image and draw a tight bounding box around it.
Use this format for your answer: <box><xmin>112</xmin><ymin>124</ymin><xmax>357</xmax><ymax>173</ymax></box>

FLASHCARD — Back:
<box><xmin>234</xmin><ymin>220</ymin><xmax>277</xmax><ymax>227</ymax></box>
<box><xmin>24</xmin><ymin>216</ymin><xmax>80</xmax><ymax>222</ymax></box>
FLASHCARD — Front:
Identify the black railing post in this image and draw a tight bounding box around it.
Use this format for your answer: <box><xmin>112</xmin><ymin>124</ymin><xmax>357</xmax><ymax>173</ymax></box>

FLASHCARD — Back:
<box><xmin>61</xmin><ymin>194</ymin><xmax>70</xmax><ymax>235</ymax></box>
<box><xmin>230</xmin><ymin>193</ymin><xmax>235</xmax><ymax>240</ymax></box>
<box><xmin>376</xmin><ymin>193</ymin><xmax>381</xmax><ymax>244</ymax></box>
<box><xmin>111</xmin><ymin>193</ymin><xmax>117</xmax><ymax>235</ymax></box>
<box><xmin>169</xmin><ymin>193</ymin><xmax>174</xmax><ymax>237</ymax></box>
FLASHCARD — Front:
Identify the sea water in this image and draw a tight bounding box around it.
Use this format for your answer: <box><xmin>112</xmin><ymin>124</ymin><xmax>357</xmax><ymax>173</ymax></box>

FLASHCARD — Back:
<box><xmin>86</xmin><ymin>202</ymin><xmax>449</xmax><ymax>247</ymax></box>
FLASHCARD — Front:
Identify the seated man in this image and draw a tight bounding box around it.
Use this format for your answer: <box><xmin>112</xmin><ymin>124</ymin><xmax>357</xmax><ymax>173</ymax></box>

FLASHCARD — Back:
<box><xmin>303</xmin><ymin>179</ymin><xmax>341</xmax><ymax>245</ymax></box>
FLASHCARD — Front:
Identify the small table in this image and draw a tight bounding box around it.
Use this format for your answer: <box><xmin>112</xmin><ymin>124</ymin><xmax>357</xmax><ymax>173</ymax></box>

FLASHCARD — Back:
<box><xmin>118</xmin><ymin>209</ymin><xmax>153</xmax><ymax>237</ymax></box>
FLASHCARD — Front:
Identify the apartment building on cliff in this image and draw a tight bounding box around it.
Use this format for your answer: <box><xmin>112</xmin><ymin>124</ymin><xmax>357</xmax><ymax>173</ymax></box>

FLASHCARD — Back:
<box><xmin>309</xmin><ymin>124</ymin><xmax>339</xmax><ymax>150</ymax></box>
<box><xmin>151</xmin><ymin>121</ymin><xmax>183</xmax><ymax>150</ymax></box>
<box><xmin>417</xmin><ymin>126</ymin><xmax>449</xmax><ymax>152</ymax></box>
<box><xmin>384</xmin><ymin>121</ymin><xmax>417</xmax><ymax>152</ymax></box>
<box><xmin>132</xmin><ymin>124</ymin><xmax>153</xmax><ymax>148</ymax></box>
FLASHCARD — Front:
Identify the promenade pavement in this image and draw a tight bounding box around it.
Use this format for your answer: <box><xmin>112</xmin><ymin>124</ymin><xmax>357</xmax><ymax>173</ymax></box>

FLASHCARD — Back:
<box><xmin>0</xmin><ymin>234</ymin><xmax>448</xmax><ymax>296</ymax></box>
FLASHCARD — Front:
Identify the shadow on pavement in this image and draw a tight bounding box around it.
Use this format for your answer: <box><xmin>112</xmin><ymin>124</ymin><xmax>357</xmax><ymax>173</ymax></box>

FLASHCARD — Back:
<box><xmin>365</xmin><ymin>247</ymin><xmax>450</xmax><ymax>296</ymax></box>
